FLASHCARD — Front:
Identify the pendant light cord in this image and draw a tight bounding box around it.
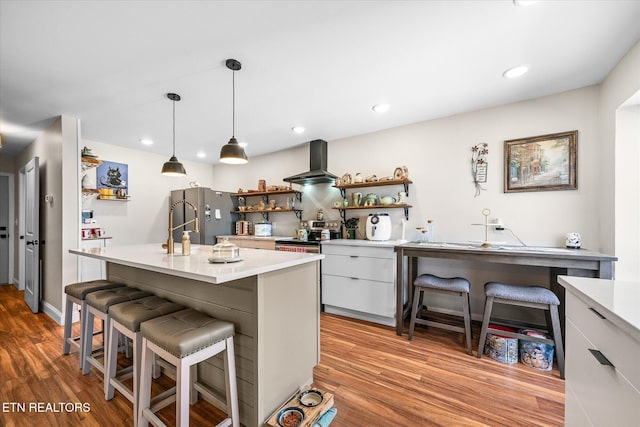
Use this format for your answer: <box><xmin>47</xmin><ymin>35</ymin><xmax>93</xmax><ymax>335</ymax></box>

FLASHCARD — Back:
<box><xmin>232</xmin><ymin>68</ymin><xmax>235</xmax><ymax>138</ymax></box>
<box><xmin>172</xmin><ymin>98</ymin><xmax>176</xmax><ymax>156</ymax></box>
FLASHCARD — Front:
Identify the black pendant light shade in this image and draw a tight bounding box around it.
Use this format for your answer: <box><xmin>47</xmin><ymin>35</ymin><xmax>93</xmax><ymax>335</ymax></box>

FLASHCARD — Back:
<box><xmin>219</xmin><ymin>59</ymin><xmax>248</xmax><ymax>164</ymax></box>
<box><xmin>219</xmin><ymin>137</ymin><xmax>247</xmax><ymax>164</ymax></box>
<box><xmin>162</xmin><ymin>92</ymin><xmax>187</xmax><ymax>176</ymax></box>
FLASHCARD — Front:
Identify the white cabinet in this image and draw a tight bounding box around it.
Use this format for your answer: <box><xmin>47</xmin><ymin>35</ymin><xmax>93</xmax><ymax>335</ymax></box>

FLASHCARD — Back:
<box><xmin>560</xmin><ymin>277</ymin><xmax>640</xmax><ymax>427</ymax></box>
<box><xmin>79</xmin><ymin>238</ymin><xmax>108</xmax><ymax>281</ymax></box>
<box><xmin>321</xmin><ymin>241</ymin><xmax>398</xmax><ymax>326</ymax></box>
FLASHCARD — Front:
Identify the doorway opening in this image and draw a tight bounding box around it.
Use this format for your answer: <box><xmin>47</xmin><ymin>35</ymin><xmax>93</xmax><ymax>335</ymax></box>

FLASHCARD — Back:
<box><xmin>614</xmin><ymin>90</ymin><xmax>640</xmax><ymax>281</ymax></box>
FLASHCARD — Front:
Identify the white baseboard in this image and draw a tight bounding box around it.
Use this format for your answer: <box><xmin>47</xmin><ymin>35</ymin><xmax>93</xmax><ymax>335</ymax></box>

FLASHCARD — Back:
<box><xmin>12</xmin><ymin>277</ymin><xmax>23</xmax><ymax>290</ymax></box>
<box><xmin>42</xmin><ymin>300</ymin><xmax>63</xmax><ymax>326</ymax></box>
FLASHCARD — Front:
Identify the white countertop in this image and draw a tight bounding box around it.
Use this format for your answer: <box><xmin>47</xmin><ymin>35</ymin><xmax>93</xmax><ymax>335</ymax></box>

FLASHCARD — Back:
<box><xmin>558</xmin><ymin>275</ymin><xmax>640</xmax><ymax>343</ymax></box>
<box><xmin>70</xmin><ymin>243</ymin><xmax>323</xmax><ymax>285</ymax></box>
<box><xmin>321</xmin><ymin>238</ymin><xmax>408</xmax><ymax>248</ymax></box>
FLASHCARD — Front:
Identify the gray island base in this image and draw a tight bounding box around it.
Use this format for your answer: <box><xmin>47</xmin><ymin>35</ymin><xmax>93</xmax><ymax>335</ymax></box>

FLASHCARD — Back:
<box><xmin>70</xmin><ymin>244</ymin><xmax>323</xmax><ymax>426</ymax></box>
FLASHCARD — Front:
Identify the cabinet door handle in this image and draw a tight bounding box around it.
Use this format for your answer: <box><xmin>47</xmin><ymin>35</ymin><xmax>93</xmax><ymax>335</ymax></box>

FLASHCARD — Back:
<box><xmin>589</xmin><ymin>307</ymin><xmax>606</xmax><ymax>319</ymax></box>
<box><xmin>350</xmin><ymin>277</ymin><xmax>359</xmax><ymax>280</ymax></box>
<box><xmin>349</xmin><ymin>255</ymin><xmax>359</xmax><ymax>258</ymax></box>
<box><xmin>588</xmin><ymin>349</ymin><xmax>615</xmax><ymax>367</ymax></box>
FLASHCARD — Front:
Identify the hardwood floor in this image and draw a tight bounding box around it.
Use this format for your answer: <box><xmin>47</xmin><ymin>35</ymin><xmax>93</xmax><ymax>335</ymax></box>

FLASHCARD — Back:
<box><xmin>0</xmin><ymin>285</ymin><xmax>564</xmax><ymax>426</ymax></box>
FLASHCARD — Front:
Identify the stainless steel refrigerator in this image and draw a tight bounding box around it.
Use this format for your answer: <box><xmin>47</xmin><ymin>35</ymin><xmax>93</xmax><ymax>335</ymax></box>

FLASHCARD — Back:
<box><xmin>170</xmin><ymin>188</ymin><xmax>237</xmax><ymax>245</ymax></box>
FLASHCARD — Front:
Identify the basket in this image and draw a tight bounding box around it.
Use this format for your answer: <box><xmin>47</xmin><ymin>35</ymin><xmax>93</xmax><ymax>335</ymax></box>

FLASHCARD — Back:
<box><xmin>518</xmin><ymin>329</ymin><xmax>554</xmax><ymax>371</ymax></box>
<box><xmin>484</xmin><ymin>324</ymin><xmax>518</xmax><ymax>364</ymax></box>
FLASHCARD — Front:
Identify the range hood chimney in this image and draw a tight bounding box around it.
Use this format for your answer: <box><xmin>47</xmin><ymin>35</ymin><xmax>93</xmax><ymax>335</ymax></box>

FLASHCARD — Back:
<box><xmin>283</xmin><ymin>139</ymin><xmax>338</xmax><ymax>185</ymax></box>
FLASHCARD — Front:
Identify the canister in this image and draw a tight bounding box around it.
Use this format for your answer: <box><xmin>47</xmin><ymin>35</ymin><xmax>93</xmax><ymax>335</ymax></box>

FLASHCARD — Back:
<box><xmin>254</xmin><ymin>221</ymin><xmax>272</xmax><ymax>237</ymax></box>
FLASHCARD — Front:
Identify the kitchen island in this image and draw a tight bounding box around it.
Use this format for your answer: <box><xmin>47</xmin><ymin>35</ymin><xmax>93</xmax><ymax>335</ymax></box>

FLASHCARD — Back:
<box><xmin>558</xmin><ymin>276</ymin><xmax>640</xmax><ymax>426</ymax></box>
<box><xmin>70</xmin><ymin>243</ymin><xmax>323</xmax><ymax>427</ymax></box>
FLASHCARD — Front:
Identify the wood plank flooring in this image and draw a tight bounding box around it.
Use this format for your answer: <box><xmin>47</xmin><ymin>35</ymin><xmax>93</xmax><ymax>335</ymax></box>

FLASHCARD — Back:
<box><xmin>0</xmin><ymin>285</ymin><xmax>564</xmax><ymax>426</ymax></box>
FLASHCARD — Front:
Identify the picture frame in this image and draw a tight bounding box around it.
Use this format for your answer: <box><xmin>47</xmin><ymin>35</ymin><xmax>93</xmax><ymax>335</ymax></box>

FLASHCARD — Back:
<box><xmin>504</xmin><ymin>130</ymin><xmax>577</xmax><ymax>193</ymax></box>
<box><xmin>97</xmin><ymin>160</ymin><xmax>128</xmax><ymax>191</ymax></box>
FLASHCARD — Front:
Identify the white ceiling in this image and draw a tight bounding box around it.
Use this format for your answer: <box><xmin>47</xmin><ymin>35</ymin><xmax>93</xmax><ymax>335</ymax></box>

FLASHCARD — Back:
<box><xmin>1</xmin><ymin>1</ymin><xmax>639</xmax><ymax>161</ymax></box>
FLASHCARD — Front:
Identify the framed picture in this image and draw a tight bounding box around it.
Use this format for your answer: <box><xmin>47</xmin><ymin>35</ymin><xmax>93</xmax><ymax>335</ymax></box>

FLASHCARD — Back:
<box><xmin>97</xmin><ymin>160</ymin><xmax>128</xmax><ymax>191</ymax></box>
<box><xmin>504</xmin><ymin>130</ymin><xmax>577</xmax><ymax>193</ymax></box>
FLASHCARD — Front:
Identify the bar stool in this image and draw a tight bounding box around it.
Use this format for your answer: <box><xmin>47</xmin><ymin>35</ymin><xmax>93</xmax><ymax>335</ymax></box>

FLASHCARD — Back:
<box><xmin>408</xmin><ymin>274</ymin><xmax>473</xmax><ymax>355</ymax></box>
<box><xmin>138</xmin><ymin>308</ymin><xmax>239</xmax><ymax>427</ymax></box>
<box><xmin>105</xmin><ymin>296</ymin><xmax>185</xmax><ymax>427</ymax></box>
<box><xmin>82</xmin><ymin>287</ymin><xmax>153</xmax><ymax>376</ymax></box>
<box><xmin>477</xmin><ymin>281</ymin><xmax>565</xmax><ymax>378</ymax></box>
<box><xmin>63</xmin><ymin>280</ymin><xmax>125</xmax><ymax>367</ymax></box>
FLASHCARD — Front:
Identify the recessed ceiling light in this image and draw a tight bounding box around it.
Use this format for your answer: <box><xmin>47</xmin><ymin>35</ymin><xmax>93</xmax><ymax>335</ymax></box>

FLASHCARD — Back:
<box><xmin>292</xmin><ymin>126</ymin><xmax>305</xmax><ymax>134</ymax></box>
<box><xmin>503</xmin><ymin>65</ymin><xmax>529</xmax><ymax>78</ymax></box>
<box><xmin>372</xmin><ymin>104</ymin><xmax>390</xmax><ymax>113</ymax></box>
<box><xmin>238</xmin><ymin>142</ymin><xmax>248</xmax><ymax>148</ymax></box>
<box><xmin>196</xmin><ymin>151</ymin><xmax>206</xmax><ymax>158</ymax></box>
<box><xmin>513</xmin><ymin>0</ymin><xmax>538</xmax><ymax>6</ymax></box>
<box><xmin>140</xmin><ymin>138</ymin><xmax>153</xmax><ymax>146</ymax></box>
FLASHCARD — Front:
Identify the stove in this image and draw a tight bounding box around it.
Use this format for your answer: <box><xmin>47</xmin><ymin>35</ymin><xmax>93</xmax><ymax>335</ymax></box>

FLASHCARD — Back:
<box><xmin>275</xmin><ymin>219</ymin><xmax>341</xmax><ymax>252</ymax></box>
<box><xmin>301</xmin><ymin>220</ymin><xmax>341</xmax><ymax>242</ymax></box>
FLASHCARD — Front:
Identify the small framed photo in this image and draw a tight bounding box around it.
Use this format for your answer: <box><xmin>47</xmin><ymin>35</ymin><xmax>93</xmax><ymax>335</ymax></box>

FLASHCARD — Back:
<box><xmin>504</xmin><ymin>130</ymin><xmax>577</xmax><ymax>193</ymax></box>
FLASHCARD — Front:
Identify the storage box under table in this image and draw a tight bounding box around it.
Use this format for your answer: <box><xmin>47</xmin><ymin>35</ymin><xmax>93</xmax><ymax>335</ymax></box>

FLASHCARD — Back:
<box><xmin>484</xmin><ymin>324</ymin><xmax>519</xmax><ymax>364</ymax></box>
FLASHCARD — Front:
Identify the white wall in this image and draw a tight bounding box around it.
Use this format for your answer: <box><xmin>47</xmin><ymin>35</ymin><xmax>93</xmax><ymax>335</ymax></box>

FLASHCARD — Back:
<box><xmin>215</xmin><ymin>87</ymin><xmax>600</xmax><ymax>248</ymax></box>
<box><xmin>614</xmin><ymin>104</ymin><xmax>640</xmax><ymax>280</ymax></box>
<box><xmin>599</xmin><ymin>40</ymin><xmax>640</xmax><ymax>257</ymax></box>
<box><xmin>81</xmin><ymin>139</ymin><xmax>215</xmax><ymax>245</ymax></box>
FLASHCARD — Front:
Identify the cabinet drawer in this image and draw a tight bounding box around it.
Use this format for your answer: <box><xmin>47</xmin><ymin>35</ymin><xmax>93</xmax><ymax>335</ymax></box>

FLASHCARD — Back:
<box><xmin>566</xmin><ymin>291</ymin><xmax>640</xmax><ymax>389</ymax></box>
<box><xmin>321</xmin><ymin>244</ymin><xmax>393</xmax><ymax>259</ymax></box>
<box><xmin>224</xmin><ymin>238</ymin><xmax>275</xmax><ymax>250</ymax></box>
<box><xmin>322</xmin><ymin>274</ymin><xmax>395</xmax><ymax>317</ymax></box>
<box><xmin>566</xmin><ymin>318</ymin><xmax>640</xmax><ymax>426</ymax></box>
<box><xmin>322</xmin><ymin>254</ymin><xmax>394</xmax><ymax>282</ymax></box>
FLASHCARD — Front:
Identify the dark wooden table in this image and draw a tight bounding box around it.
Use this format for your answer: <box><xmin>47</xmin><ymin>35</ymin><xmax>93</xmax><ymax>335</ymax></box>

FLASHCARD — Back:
<box><xmin>394</xmin><ymin>242</ymin><xmax>617</xmax><ymax>336</ymax></box>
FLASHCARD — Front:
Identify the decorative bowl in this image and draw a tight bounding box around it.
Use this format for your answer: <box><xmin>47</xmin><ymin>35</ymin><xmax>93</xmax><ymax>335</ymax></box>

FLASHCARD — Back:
<box><xmin>277</xmin><ymin>407</ymin><xmax>304</xmax><ymax>427</ymax></box>
<box><xmin>298</xmin><ymin>389</ymin><xmax>323</xmax><ymax>407</ymax></box>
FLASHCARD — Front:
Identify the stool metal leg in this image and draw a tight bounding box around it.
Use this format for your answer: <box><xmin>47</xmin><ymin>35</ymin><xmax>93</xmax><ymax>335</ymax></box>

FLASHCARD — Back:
<box><xmin>462</xmin><ymin>292</ymin><xmax>472</xmax><ymax>355</ymax></box>
<box><xmin>408</xmin><ymin>286</ymin><xmax>422</xmax><ymax>340</ymax></box>
<box><xmin>138</xmin><ymin>337</ymin><xmax>153</xmax><ymax>427</ymax></box>
<box><xmin>477</xmin><ymin>295</ymin><xmax>494</xmax><ymax>358</ymax></box>
<box><xmin>549</xmin><ymin>304</ymin><xmax>565</xmax><ymax>379</ymax></box>
<box><xmin>224</xmin><ymin>337</ymin><xmax>239</xmax><ymax>427</ymax></box>
<box><xmin>63</xmin><ymin>297</ymin><xmax>74</xmax><ymax>355</ymax></box>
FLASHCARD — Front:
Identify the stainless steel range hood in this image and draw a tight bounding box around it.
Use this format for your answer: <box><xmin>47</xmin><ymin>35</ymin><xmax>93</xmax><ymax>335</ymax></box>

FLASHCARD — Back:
<box><xmin>283</xmin><ymin>139</ymin><xmax>338</xmax><ymax>185</ymax></box>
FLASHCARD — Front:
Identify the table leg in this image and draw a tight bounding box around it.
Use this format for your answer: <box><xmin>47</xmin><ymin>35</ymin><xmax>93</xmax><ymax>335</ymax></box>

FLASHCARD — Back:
<box><xmin>396</xmin><ymin>249</ymin><xmax>405</xmax><ymax>335</ymax></box>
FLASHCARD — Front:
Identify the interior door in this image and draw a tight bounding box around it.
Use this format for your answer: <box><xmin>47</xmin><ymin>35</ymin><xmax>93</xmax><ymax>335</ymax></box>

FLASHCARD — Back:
<box><xmin>24</xmin><ymin>157</ymin><xmax>40</xmax><ymax>313</ymax></box>
<box><xmin>0</xmin><ymin>175</ymin><xmax>9</xmax><ymax>284</ymax></box>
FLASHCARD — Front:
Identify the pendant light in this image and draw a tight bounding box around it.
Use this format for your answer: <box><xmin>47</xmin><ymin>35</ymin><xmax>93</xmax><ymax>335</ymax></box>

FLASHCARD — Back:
<box><xmin>161</xmin><ymin>92</ymin><xmax>187</xmax><ymax>176</ymax></box>
<box><xmin>219</xmin><ymin>59</ymin><xmax>248</xmax><ymax>164</ymax></box>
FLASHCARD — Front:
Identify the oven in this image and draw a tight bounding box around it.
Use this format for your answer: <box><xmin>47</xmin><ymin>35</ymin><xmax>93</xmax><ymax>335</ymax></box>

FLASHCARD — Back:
<box><xmin>274</xmin><ymin>239</ymin><xmax>321</xmax><ymax>253</ymax></box>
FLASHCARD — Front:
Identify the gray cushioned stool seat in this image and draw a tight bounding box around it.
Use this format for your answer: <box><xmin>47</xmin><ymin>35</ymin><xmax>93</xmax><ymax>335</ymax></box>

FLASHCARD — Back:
<box><xmin>109</xmin><ymin>296</ymin><xmax>185</xmax><ymax>332</ymax></box>
<box><xmin>86</xmin><ymin>287</ymin><xmax>153</xmax><ymax>313</ymax></box>
<box><xmin>65</xmin><ymin>280</ymin><xmax>125</xmax><ymax>299</ymax></box>
<box><xmin>485</xmin><ymin>282</ymin><xmax>560</xmax><ymax>305</ymax></box>
<box><xmin>141</xmin><ymin>308</ymin><xmax>235</xmax><ymax>358</ymax></box>
<box><xmin>415</xmin><ymin>274</ymin><xmax>471</xmax><ymax>293</ymax></box>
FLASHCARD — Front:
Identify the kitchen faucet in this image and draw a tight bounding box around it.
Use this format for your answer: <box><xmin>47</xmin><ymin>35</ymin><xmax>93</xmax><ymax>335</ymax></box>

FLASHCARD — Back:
<box><xmin>162</xmin><ymin>199</ymin><xmax>199</xmax><ymax>254</ymax></box>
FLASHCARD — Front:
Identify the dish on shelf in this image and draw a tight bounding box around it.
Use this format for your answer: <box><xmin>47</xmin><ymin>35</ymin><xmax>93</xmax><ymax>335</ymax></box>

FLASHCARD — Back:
<box><xmin>298</xmin><ymin>389</ymin><xmax>323</xmax><ymax>407</ymax></box>
<box><xmin>277</xmin><ymin>407</ymin><xmax>304</xmax><ymax>427</ymax></box>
